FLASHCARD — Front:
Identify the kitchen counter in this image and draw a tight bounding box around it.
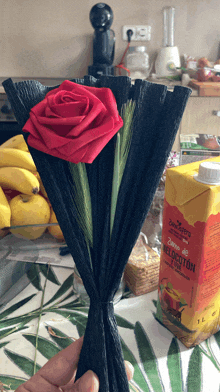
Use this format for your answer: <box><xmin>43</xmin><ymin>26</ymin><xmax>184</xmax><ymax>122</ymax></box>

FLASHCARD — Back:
<box><xmin>0</xmin><ymin>76</ymin><xmax>198</xmax><ymax>96</ymax></box>
<box><xmin>0</xmin><ymin>261</ymin><xmax>219</xmax><ymax>391</ymax></box>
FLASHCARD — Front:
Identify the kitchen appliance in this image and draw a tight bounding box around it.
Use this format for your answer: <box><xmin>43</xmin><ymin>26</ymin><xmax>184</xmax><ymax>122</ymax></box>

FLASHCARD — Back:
<box><xmin>88</xmin><ymin>3</ymin><xmax>115</xmax><ymax>78</ymax></box>
<box><xmin>126</xmin><ymin>46</ymin><xmax>150</xmax><ymax>81</ymax></box>
<box><xmin>155</xmin><ymin>6</ymin><xmax>180</xmax><ymax>77</ymax></box>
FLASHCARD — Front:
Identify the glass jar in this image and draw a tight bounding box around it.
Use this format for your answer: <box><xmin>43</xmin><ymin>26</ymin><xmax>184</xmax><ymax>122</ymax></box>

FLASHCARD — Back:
<box><xmin>126</xmin><ymin>46</ymin><xmax>150</xmax><ymax>81</ymax></box>
<box><xmin>73</xmin><ymin>266</ymin><xmax>125</xmax><ymax>306</ymax></box>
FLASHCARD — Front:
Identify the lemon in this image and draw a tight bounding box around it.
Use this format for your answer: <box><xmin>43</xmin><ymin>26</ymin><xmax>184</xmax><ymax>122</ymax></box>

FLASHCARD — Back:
<box><xmin>9</xmin><ymin>194</ymin><xmax>50</xmax><ymax>239</ymax></box>
<box><xmin>48</xmin><ymin>209</ymin><xmax>65</xmax><ymax>241</ymax></box>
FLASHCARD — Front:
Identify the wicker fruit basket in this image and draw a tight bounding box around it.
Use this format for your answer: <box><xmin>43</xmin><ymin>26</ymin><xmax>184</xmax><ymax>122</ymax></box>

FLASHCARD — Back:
<box><xmin>124</xmin><ymin>232</ymin><xmax>160</xmax><ymax>296</ymax></box>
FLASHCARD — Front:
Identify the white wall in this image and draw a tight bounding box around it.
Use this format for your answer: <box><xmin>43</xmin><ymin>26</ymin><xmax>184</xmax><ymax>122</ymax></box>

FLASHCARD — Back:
<box><xmin>1</xmin><ymin>0</ymin><xmax>220</xmax><ymax>78</ymax></box>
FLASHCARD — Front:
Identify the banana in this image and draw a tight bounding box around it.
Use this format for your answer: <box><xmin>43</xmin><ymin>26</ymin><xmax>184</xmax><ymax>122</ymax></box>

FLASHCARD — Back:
<box><xmin>0</xmin><ymin>134</ymin><xmax>29</xmax><ymax>152</ymax></box>
<box><xmin>0</xmin><ymin>185</ymin><xmax>11</xmax><ymax>229</ymax></box>
<box><xmin>0</xmin><ymin>167</ymin><xmax>39</xmax><ymax>195</ymax></box>
<box><xmin>15</xmin><ymin>141</ymin><xmax>29</xmax><ymax>152</ymax></box>
<box><xmin>0</xmin><ymin>148</ymin><xmax>36</xmax><ymax>171</ymax></box>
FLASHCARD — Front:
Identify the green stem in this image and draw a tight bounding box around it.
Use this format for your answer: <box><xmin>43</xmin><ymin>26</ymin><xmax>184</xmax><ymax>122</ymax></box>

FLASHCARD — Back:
<box><xmin>33</xmin><ymin>264</ymin><xmax>50</xmax><ymax>375</ymax></box>
<box><xmin>0</xmin><ymin>293</ymin><xmax>82</xmax><ymax>342</ymax></box>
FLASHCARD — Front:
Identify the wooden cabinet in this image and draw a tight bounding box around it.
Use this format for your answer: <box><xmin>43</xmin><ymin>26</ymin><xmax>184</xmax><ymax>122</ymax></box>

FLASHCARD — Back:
<box><xmin>172</xmin><ymin>96</ymin><xmax>220</xmax><ymax>151</ymax></box>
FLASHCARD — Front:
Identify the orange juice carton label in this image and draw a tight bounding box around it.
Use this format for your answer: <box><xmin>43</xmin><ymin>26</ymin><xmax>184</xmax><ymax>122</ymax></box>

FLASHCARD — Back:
<box><xmin>156</xmin><ymin>157</ymin><xmax>220</xmax><ymax>347</ymax></box>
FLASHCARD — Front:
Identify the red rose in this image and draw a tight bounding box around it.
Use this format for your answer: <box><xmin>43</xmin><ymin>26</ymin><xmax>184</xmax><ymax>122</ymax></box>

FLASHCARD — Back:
<box><xmin>23</xmin><ymin>80</ymin><xmax>123</xmax><ymax>164</ymax></box>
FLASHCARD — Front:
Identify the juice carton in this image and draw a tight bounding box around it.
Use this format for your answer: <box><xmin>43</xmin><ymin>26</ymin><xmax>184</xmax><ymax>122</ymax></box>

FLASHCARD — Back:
<box><xmin>156</xmin><ymin>157</ymin><xmax>220</xmax><ymax>347</ymax></box>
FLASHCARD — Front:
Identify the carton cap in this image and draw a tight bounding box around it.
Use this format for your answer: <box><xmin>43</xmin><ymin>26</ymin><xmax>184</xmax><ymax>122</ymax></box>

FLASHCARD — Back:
<box><xmin>194</xmin><ymin>161</ymin><xmax>220</xmax><ymax>185</ymax></box>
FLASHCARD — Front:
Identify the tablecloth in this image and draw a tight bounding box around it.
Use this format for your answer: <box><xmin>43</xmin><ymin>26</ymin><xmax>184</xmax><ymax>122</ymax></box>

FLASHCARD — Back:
<box><xmin>0</xmin><ymin>262</ymin><xmax>220</xmax><ymax>392</ymax></box>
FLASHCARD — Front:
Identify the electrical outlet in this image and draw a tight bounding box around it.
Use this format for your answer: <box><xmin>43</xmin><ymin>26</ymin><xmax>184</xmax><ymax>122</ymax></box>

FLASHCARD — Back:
<box><xmin>122</xmin><ymin>25</ymin><xmax>151</xmax><ymax>41</ymax></box>
<box><xmin>136</xmin><ymin>26</ymin><xmax>151</xmax><ymax>41</ymax></box>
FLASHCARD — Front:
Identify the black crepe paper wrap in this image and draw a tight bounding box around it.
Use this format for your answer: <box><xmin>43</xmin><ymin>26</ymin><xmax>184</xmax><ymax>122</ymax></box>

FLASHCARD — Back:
<box><xmin>3</xmin><ymin>75</ymin><xmax>191</xmax><ymax>392</ymax></box>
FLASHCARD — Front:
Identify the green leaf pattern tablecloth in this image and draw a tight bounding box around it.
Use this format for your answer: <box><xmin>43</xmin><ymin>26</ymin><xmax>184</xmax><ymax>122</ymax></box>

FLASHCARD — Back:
<box><xmin>0</xmin><ymin>264</ymin><xmax>220</xmax><ymax>392</ymax></box>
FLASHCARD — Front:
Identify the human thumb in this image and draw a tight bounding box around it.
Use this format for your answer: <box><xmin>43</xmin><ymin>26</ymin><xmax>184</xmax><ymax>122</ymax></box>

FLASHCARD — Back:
<box><xmin>73</xmin><ymin>370</ymin><xmax>99</xmax><ymax>392</ymax></box>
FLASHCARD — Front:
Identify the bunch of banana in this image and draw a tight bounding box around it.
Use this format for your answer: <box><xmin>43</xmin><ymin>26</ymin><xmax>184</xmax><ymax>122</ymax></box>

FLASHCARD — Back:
<box><xmin>0</xmin><ymin>135</ymin><xmax>39</xmax><ymax>230</ymax></box>
<box><xmin>0</xmin><ymin>186</ymin><xmax>11</xmax><ymax>229</ymax></box>
<box><xmin>0</xmin><ymin>134</ymin><xmax>29</xmax><ymax>151</ymax></box>
<box><xmin>0</xmin><ymin>134</ymin><xmax>64</xmax><ymax>241</ymax></box>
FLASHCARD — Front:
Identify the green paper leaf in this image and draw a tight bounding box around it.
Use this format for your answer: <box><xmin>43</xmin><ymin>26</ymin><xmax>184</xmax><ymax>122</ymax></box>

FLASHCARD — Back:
<box><xmin>121</xmin><ymin>336</ymin><xmax>150</xmax><ymax>391</ymax></box>
<box><xmin>118</xmin><ymin>100</ymin><xmax>135</xmax><ymax>184</ymax></box>
<box><xmin>0</xmin><ymin>294</ymin><xmax>36</xmax><ymax>320</ymax></box>
<box><xmin>46</xmin><ymin>325</ymin><xmax>74</xmax><ymax>349</ymax></box>
<box><xmin>115</xmin><ymin>314</ymin><xmax>135</xmax><ymax>329</ymax></box>
<box><xmin>134</xmin><ymin>321</ymin><xmax>164</xmax><ymax>392</ymax></box>
<box><xmin>69</xmin><ymin>161</ymin><xmax>93</xmax><ymax>246</ymax></box>
<box><xmin>110</xmin><ymin>100</ymin><xmax>135</xmax><ymax>236</ymax></box>
<box><xmin>43</xmin><ymin>273</ymin><xmax>74</xmax><ymax>307</ymax></box>
<box><xmin>38</xmin><ymin>264</ymin><xmax>60</xmax><ymax>286</ymax></box>
<box><xmin>110</xmin><ymin>132</ymin><xmax>120</xmax><ymax>235</ymax></box>
<box><xmin>26</xmin><ymin>264</ymin><xmax>42</xmax><ymax>291</ymax></box>
<box><xmin>167</xmin><ymin>338</ymin><xmax>183</xmax><ymax>392</ymax></box>
<box><xmin>0</xmin><ymin>375</ymin><xmax>27</xmax><ymax>390</ymax></box>
<box><xmin>4</xmin><ymin>348</ymin><xmax>41</xmax><ymax>377</ymax></box>
<box><xmin>186</xmin><ymin>346</ymin><xmax>202</xmax><ymax>392</ymax></box>
<box><xmin>23</xmin><ymin>333</ymin><xmax>60</xmax><ymax>360</ymax></box>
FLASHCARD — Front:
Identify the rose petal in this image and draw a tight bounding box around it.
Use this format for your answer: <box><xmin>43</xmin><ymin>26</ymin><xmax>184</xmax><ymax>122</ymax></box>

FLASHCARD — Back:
<box><xmin>59</xmin><ymin>116</ymin><xmax>123</xmax><ymax>159</ymax></box>
<box><xmin>23</xmin><ymin>80</ymin><xmax>124</xmax><ymax>164</ymax></box>
<box><xmin>48</xmin><ymin>91</ymin><xmax>90</xmax><ymax>117</ymax></box>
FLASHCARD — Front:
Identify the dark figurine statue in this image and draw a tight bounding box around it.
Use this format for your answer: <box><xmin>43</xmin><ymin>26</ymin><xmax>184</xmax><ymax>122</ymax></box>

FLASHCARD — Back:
<box><xmin>88</xmin><ymin>3</ymin><xmax>115</xmax><ymax>78</ymax></box>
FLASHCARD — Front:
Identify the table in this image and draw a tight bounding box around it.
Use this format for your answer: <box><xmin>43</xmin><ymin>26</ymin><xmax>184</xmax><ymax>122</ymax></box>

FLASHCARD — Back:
<box><xmin>0</xmin><ymin>263</ymin><xmax>219</xmax><ymax>392</ymax></box>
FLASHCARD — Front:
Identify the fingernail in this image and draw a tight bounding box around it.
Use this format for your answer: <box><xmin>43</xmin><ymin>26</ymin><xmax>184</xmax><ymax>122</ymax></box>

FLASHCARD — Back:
<box><xmin>81</xmin><ymin>370</ymin><xmax>99</xmax><ymax>392</ymax></box>
<box><xmin>125</xmin><ymin>360</ymin><xmax>134</xmax><ymax>379</ymax></box>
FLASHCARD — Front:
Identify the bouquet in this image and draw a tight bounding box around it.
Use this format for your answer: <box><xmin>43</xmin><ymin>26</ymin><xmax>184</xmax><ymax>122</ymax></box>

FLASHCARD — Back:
<box><xmin>3</xmin><ymin>75</ymin><xmax>191</xmax><ymax>392</ymax></box>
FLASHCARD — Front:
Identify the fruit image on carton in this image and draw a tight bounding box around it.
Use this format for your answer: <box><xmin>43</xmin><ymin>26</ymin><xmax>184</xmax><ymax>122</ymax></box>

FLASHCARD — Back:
<box><xmin>156</xmin><ymin>157</ymin><xmax>220</xmax><ymax>347</ymax></box>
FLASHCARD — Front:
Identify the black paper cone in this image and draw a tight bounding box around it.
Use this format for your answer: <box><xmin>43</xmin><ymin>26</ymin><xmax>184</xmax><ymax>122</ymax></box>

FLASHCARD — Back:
<box><xmin>3</xmin><ymin>75</ymin><xmax>191</xmax><ymax>392</ymax></box>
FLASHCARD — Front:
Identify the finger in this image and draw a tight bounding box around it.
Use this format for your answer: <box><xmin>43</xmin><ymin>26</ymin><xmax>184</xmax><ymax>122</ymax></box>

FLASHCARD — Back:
<box><xmin>15</xmin><ymin>337</ymin><xmax>84</xmax><ymax>392</ymax></box>
<box><xmin>39</xmin><ymin>336</ymin><xmax>84</xmax><ymax>387</ymax></box>
<box><xmin>71</xmin><ymin>370</ymin><xmax>99</xmax><ymax>392</ymax></box>
<box><xmin>20</xmin><ymin>338</ymin><xmax>82</xmax><ymax>392</ymax></box>
<box><xmin>60</xmin><ymin>360</ymin><xmax>133</xmax><ymax>391</ymax></box>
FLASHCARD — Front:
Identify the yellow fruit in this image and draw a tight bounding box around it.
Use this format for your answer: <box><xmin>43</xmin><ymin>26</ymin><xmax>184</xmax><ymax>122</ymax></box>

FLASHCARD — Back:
<box><xmin>0</xmin><ymin>134</ymin><xmax>28</xmax><ymax>151</ymax></box>
<box><xmin>9</xmin><ymin>194</ymin><xmax>51</xmax><ymax>239</ymax></box>
<box><xmin>0</xmin><ymin>186</ymin><xmax>11</xmax><ymax>229</ymax></box>
<box><xmin>0</xmin><ymin>148</ymin><xmax>36</xmax><ymax>171</ymax></box>
<box><xmin>14</xmin><ymin>141</ymin><xmax>29</xmax><ymax>152</ymax></box>
<box><xmin>0</xmin><ymin>167</ymin><xmax>39</xmax><ymax>195</ymax></box>
<box><xmin>48</xmin><ymin>209</ymin><xmax>65</xmax><ymax>241</ymax></box>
